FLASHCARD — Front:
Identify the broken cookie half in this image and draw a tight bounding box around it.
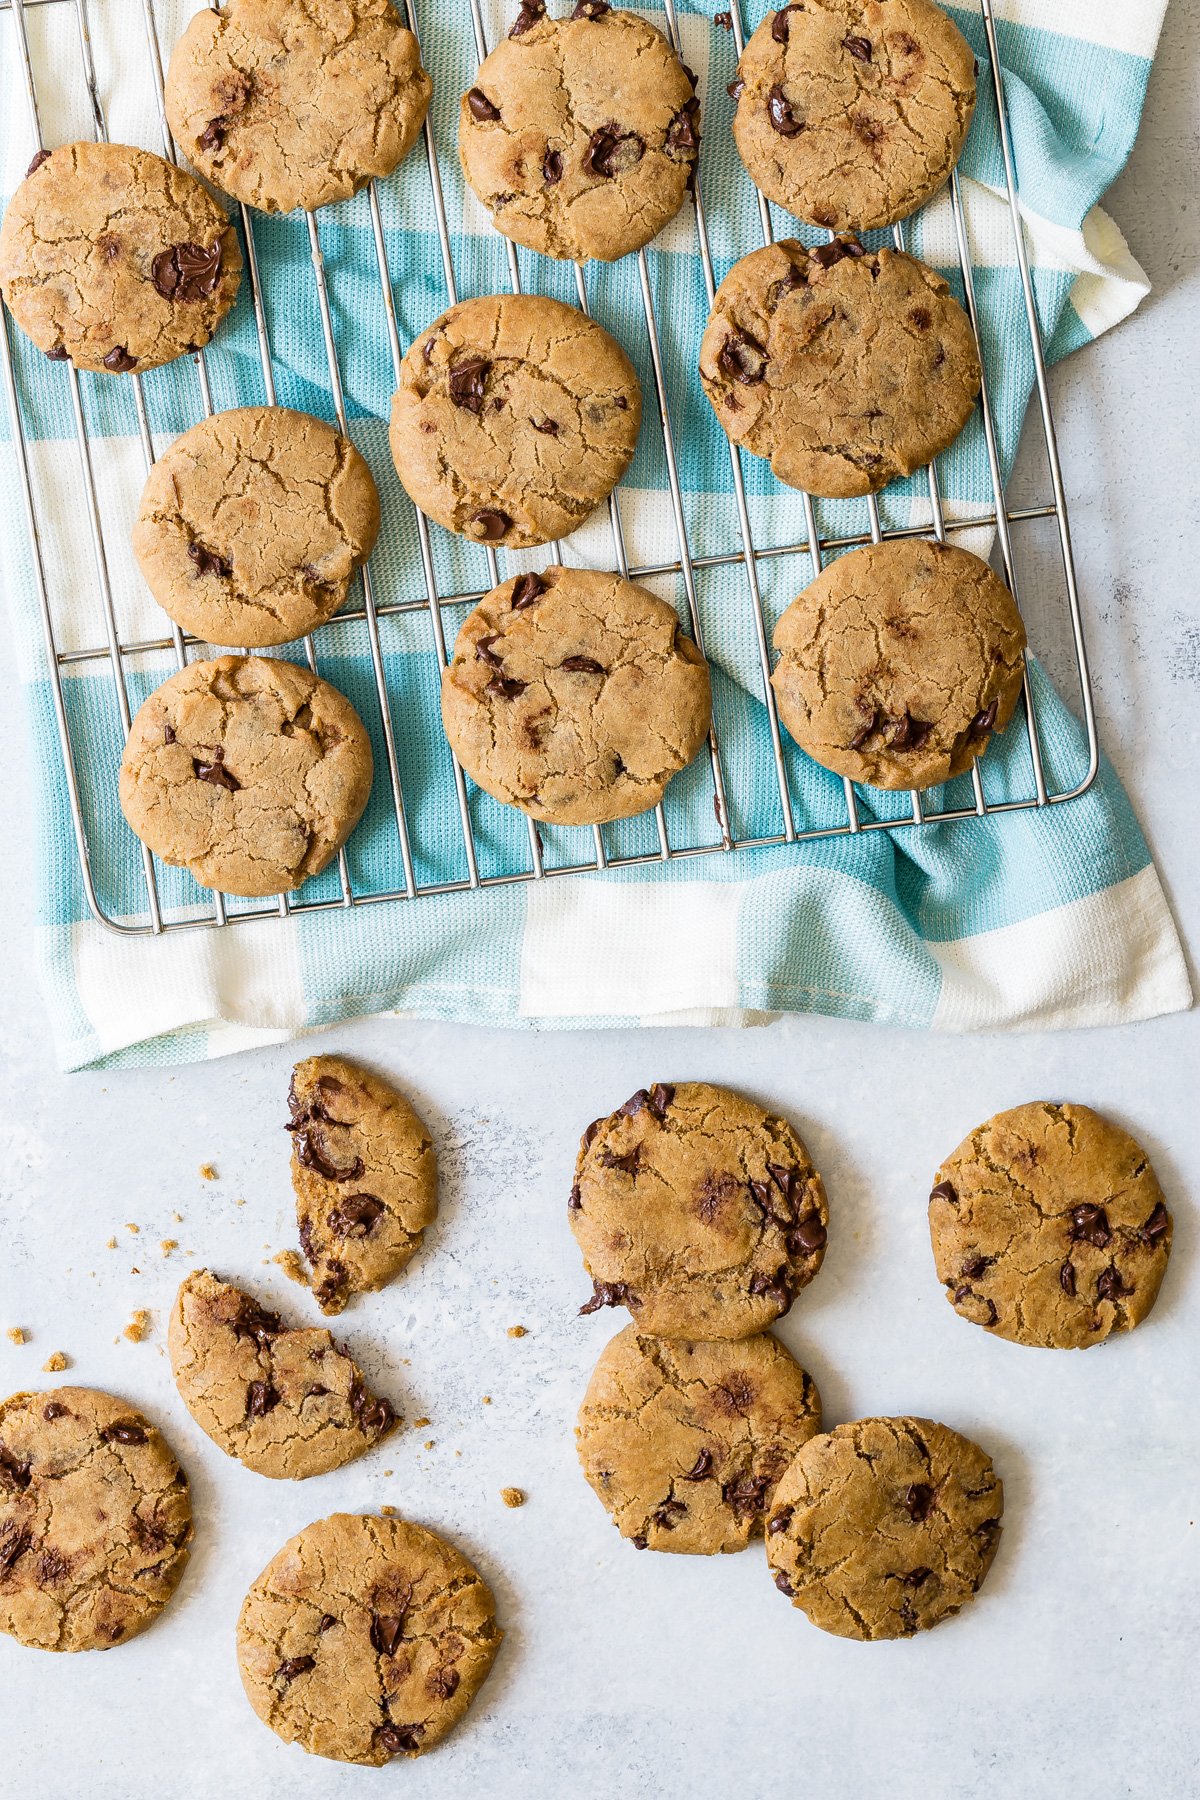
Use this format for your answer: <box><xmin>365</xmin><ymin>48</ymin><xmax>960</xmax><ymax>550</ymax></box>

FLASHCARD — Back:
<box><xmin>169</xmin><ymin>1269</ymin><xmax>398</xmax><ymax>1479</ymax></box>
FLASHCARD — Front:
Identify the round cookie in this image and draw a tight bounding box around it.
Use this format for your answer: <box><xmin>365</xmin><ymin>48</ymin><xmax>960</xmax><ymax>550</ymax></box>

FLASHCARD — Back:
<box><xmin>164</xmin><ymin>0</ymin><xmax>432</xmax><ymax>215</ymax></box>
<box><xmin>237</xmin><ymin>1512</ymin><xmax>502</xmax><ymax>1764</ymax></box>
<box><xmin>288</xmin><ymin>1055</ymin><xmax>438</xmax><ymax>1315</ymax></box>
<box><xmin>118</xmin><ymin>654</ymin><xmax>373</xmax><ymax>897</ymax></box>
<box><xmin>441</xmin><ymin>566</ymin><xmax>712</xmax><ymax>826</ymax></box>
<box><xmin>570</xmin><ymin>1081</ymin><xmax>829</xmax><ymax>1339</ymax></box>
<box><xmin>458</xmin><ymin>2</ymin><xmax>700</xmax><ymax>264</ymax></box>
<box><xmin>699</xmin><ymin>237</ymin><xmax>980</xmax><ymax>498</ymax></box>
<box><xmin>577</xmin><ymin>1326</ymin><xmax>821</xmax><ymax>1554</ymax></box>
<box><xmin>389</xmin><ymin>294</ymin><xmax>641</xmax><ymax>549</ymax></box>
<box><xmin>928</xmin><ymin>1102</ymin><xmax>1173</xmax><ymax>1351</ymax></box>
<box><xmin>771</xmin><ymin>539</ymin><xmax>1027</xmax><ymax>791</ymax></box>
<box><xmin>731</xmin><ymin>0</ymin><xmax>976</xmax><ymax>232</ymax></box>
<box><xmin>132</xmin><ymin>407</ymin><xmax>380</xmax><ymax>649</ymax></box>
<box><xmin>0</xmin><ymin>1387</ymin><xmax>192</xmax><ymax>1653</ymax></box>
<box><xmin>0</xmin><ymin>140</ymin><xmax>241</xmax><ymax>374</ymax></box>
<box><xmin>766</xmin><ymin>1416</ymin><xmax>1003</xmax><ymax>1640</ymax></box>
<box><xmin>169</xmin><ymin>1270</ymin><xmax>397</xmax><ymax>1478</ymax></box>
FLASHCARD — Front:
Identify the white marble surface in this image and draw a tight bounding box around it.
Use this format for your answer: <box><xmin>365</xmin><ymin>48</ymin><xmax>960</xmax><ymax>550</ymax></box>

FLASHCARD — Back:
<box><xmin>2</xmin><ymin>13</ymin><xmax>1199</xmax><ymax>1794</ymax></box>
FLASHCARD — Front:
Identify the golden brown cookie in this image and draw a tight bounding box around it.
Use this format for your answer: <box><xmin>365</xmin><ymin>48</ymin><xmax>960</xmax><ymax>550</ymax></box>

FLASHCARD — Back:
<box><xmin>771</xmin><ymin>539</ymin><xmax>1027</xmax><ymax>790</ymax></box>
<box><xmin>441</xmin><ymin>566</ymin><xmax>712</xmax><ymax>826</ymax></box>
<box><xmin>169</xmin><ymin>1270</ymin><xmax>397</xmax><ymax>1478</ymax></box>
<box><xmin>0</xmin><ymin>141</ymin><xmax>241</xmax><ymax>374</ymax></box>
<box><xmin>459</xmin><ymin>1</ymin><xmax>699</xmax><ymax>263</ymax></box>
<box><xmin>118</xmin><ymin>655</ymin><xmax>373</xmax><ymax>897</ymax></box>
<box><xmin>0</xmin><ymin>1387</ymin><xmax>191</xmax><ymax>1652</ymax></box>
<box><xmin>570</xmin><ymin>1082</ymin><xmax>829</xmax><ymax>1339</ymax></box>
<box><xmin>389</xmin><ymin>294</ymin><xmax>641</xmax><ymax>548</ymax></box>
<box><xmin>731</xmin><ymin>0</ymin><xmax>976</xmax><ymax>231</ymax></box>
<box><xmin>577</xmin><ymin>1326</ymin><xmax>821</xmax><ymax>1553</ymax></box>
<box><xmin>766</xmin><ymin>1417</ymin><xmax>1003</xmax><ymax>1640</ymax></box>
<box><xmin>288</xmin><ymin>1055</ymin><xmax>438</xmax><ymax>1315</ymax></box>
<box><xmin>132</xmin><ymin>407</ymin><xmax>380</xmax><ymax>649</ymax></box>
<box><xmin>237</xmin><ymin>1513</ymin><xmax>502</xmax><ymax>1763</ymax></box>
<box><xmin>700</xmin><ymin>237</ymin><xmax>980</xmax><ymax>498</ymax></box>
<box><xmin>928</xmin><ymin>1103</ymin><xmax>1173</xmax><ymax>1350</ymax></box>
<box><xmin>165</xmin><ymin>0</ymin><xmax>432</xmax><ymax>215</ymax></box>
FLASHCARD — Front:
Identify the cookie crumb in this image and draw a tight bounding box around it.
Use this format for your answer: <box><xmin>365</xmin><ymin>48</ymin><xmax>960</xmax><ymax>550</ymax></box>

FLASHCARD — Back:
<box><xmin>172</xmin><ymin>1211</ymin><xmax>183</xmax><ymax>1224</ymax></box>
<box><xmin>715</xmin><ymin>9</ymin><xmax>733</xmax><ymax>27</ymax></box>
<box><xmin>6</xmin><ymin>1327</ymin><xmax>25</xmax><ymax>1346</ymax></box>
<box><xmin>273</xmin><ymin>1249</ymin><xmax>309</xmax><ymax>1286</ymax></box>
<box><xmin>380</xmin><ymin>1504</ymin><xmax>398</xmax><ymax>1517</ymax></box>
<box><xmin>106</xmin><ymin>1237</ymin><xmax>118</xmax><ymax>1250</ymax></box>
<box><xmin>423</xmin><ymin>1440</ymin><xmax>435</xmax><ymax>1450</ymax></box>
<box><xmin>481</xmin><ymin>1395</ymin><xmax>492</xmax><ymax>1405</ymax></box>
<box><xmin>507</xmin><ymin>1324</ymin><xmax>527</xmax><ymax>1338</ymax></box>
<box><xmin>199</xmin><ymin>1163</ymin><xmax>218</xmax><ymax>1181</ymax></box>
<box><xmin>160</xmin><ymin>1240</ymin><xmax>178</xmax><ymax>1256</ymax></box>
<box><xmin>125</xmin><ymin>1222</ymin><xmax>140</xmax><ymax>1234</ymax></box>
<box><xmin>412</xmin><ymin>1416</ymin><xmax>431</xmax><ymax>1429</ymax></box>
<box><xmin>500</xmin><ymin>1487</ymin><xmax>525</xmax><ymax>1509</ymax></box>
<box><xmin>124</xmin><ymin>1310</ymin><xmax>152</xmax><ymax>1343</ymax></box>
<box><xmin>42</xmin><ymin>1351</ymin><xmax>69</xmax><ymax>1372</ymax></box>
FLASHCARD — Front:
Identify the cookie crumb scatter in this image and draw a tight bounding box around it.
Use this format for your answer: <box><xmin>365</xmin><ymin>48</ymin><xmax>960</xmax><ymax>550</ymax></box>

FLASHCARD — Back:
<box><xmin>199</xmin><ymin>1163</ymin><xmax>218</xmax><ymax>1181</ymax></box>
<box><xmin>6</xmin><ymin>1327</ymin><xmax>25</xmax><ymax>1346</ymax></box>
<box><xmin>508</xmin><ymin>1324</ymin><xmax>527</xmax><ymax>1337</ymax></box>
<box><xmin>273</xmin><ymin>1249</ymin><xmax>309</xmax><ymax>1286</ymax></box>
<box><xmin>42</xmin><ymin>1351</ymin><xmax>69</xmax><ymax>1372</ymax></box>
<box><xmin>501</xmin><ymin>1487</ymin><xmax>525</xmax><ymax>1509</ymax></box>
<box><xmin>124</xmin><ymin>1310</ymin><xmax>152</xmax><ymax>1343</ymax></box>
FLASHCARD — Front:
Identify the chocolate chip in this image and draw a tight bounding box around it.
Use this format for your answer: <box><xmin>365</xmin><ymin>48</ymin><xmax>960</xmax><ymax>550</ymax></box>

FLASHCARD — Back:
<box><xmin>486</xmin><ymin>674</ymin><xmax>527</xmax><ymax>700</ymax></box>
<box><xmin>193</xmin><ymin>747</ymin><xmax>240</xmax><ymax>792</ymax></box>
<box><xmin>651</xmin><ymin>1083</ymin><xmax>675</xmax><ymax>1115</ymax></box>
<box><xmin>103</xmin><ymin>1422</ymin><xmax>149</xmax><ymax>1446</ymax></box>
<box><xmin>903</xmin><ymin>1567</ymin><xmax>932</xmax><ymax>1589</ymax></box>
<box><xmin>0</xmin><ymin>1531</ymin><xmax>31</xmax><ymax>1576</ymax></box>
<box><xmin>653</xmin><ymin>1499</ymin><xmax>688</xmax><ymax>1529</ymax></box>
<box><xmin>510</xmin><ymin>0</ymin><xmax>545</xmax><ymax>32</ymax></box>
<box><xmin>619</xmin><ymin>1088</ymin><xmax>652</xmax><ymax>1118</ymax></box>
<box><xmin>572</xmin><ymin>0</ymin><xmax>610</xmax><ymax>15</ymax></box>
<box><xmin>466</xmin><ymin>88</ymin><xmax>501</xmax><ymax>122</ymax></box>
<box><xmin>718</xmin><ymin>327</ymin><xmax>767</xmax><ymax>385</ymax></box>
<box><xmin>727</xmin><ymin>77</ymin><xmax>745</xmax><ymax>100</ymax></box>
<box><xmin>277</xmin><ymin>1656</ymin><xmax>315</xmax><ymax>1683</ymax></box>
<box><xmin>246</xmin><ymin>1381</ymin><xmax>279</xmax><ymax>1419</ymax></box>
<box><xmin>767</xmin><ymin>1506</ymin><xmax>792</xmax><ymax>1535</ymax></box>
<box><xmin>929</xmin><ymin>1180</ymin><xmax>957</xmax><ymax>1204</ymax></box>
<box><xmin>843</xmin><ymin>33</ymin><xmax>872</xmax><ymax>60</ymax></box>
<box><xmin>1140</xmin><ymin>1201</ymin><xmax>1170</xmax><ymax>1245</ymax></box>
<box><xmin>579</xmin><ymin>1279</ymin><xmax>636</xmax><ymax>1315</ymax></box>
<box><xmin>26</xmin><ymin>149</ymin><xmax>50</xmax><ymax>176</ymax></box>
<box><xmin>305</xmin><ymin>1384</ymin><xmax>328</xmax><ymax>1399</ymax></box>
<box><xmin>351</xmin><ymin>1385</ymin><xmax>396</xmax><ymax>1438</ymax></box>
<box><xmin>774</xmin><ymin>1571</ymin><xmax>795</xmax><ymax>1596</ymax></box>
<box><xmin>598</xmin><ymin>1144</ymin><xmax>641</xmax><ymax>1176</ymax></box>
<box><xmin>715</xmin><ymin>9</ymin><xmax>733</xmax><ymax>27</ymax></box>
<box><xmin>970</xmin><ymin>699</ymin><xmax>999</xmax><ymax>737</ymax></box>
<box><xmin>295</xmin><ymin>1127</ymin><xmax>365</xmax><ymax>1182</ymax></box>
<box><xmin>560</xmin><ymin>655</ymin><xmax>605</xmax><ymax>674</ymax></box>
<box><xmin>510</xmin><ymin>572</ymin><xmax>546</xmax><ymax>609</ymax></box>
<box><xmin>42</xmin><ymin>1403</ymin><xmax>66</xmax><ymax>1421</ymax></box>
<box><xmin>370</xmin><ymin>1613</ymin><xmax>405</xmax><ymax>1656</ymax></box>
<box><xmin>198</xmin><ymin>118</ymin><xmax>226</xmax><ymax>153</ymax></box>
<box><xmin>186</xmin><ymin>539</ymin><xmax>232</xmax><ymax>579</ymax></box>
<box><xmin>722</xmin><ymin>1473</ymin><xmax>770</xmax><ymax>1521</ymax></box>
<box><xmin>318</xmin><ymin>1613</ymin><xmax>336</xmax><ymax>1632</ymax></box>
<box><xmin>45</xmin><ymin>343</ymin><xmax>69</xmax><ymax>362</ymax></box>
<box><xmin>102</xmin><ymin>345</ymin><xmax>137</xmax><ymax>373</ymax></box>
<box><xmin>376</xmin><ymin>1724</ymin><xmax>422</xmax><ymax>1756</ymax></box>
<box><xmin>431</xmin><ymin>1667</ymin><xmax>460</xmax><ymax>1700</ymax></box>
<box><xmin>151</xmin><ymin>241</ymin><xmax>223</xmax><ymax>303</ymax></box>
<box><xmin>234</xmin><ymin>1301</ymin><xmax>282</xmax><ymax>1347</ymax></box>
<box><xmin>767</xmin><ymin>84</ymin><xmax>804</xmax><ymax>136</ymax></box>
<box><xmin>448</xmin><ymin>356</ymin><xmax>491</xmax><ymax>412</ymax></box>
<box><xmin>961</xmin><ymin>1255</ymin><xmax>991</xmax><ymax>1278</ymax></box>
<box><xmin>666</xmin><ymin>98</ymin><xmax>701</xmax><ymax>157</ymax></box>
<box><xmin>1070</xmin><ymin>1203</ymin><xmax>1112</xmax><ymax>1249</ymax></box>
<box><xmin>953</xmin><ymin>1284</ymin><xmax>998</xmax><ymax>1326</ymax></box>
<box><xmin>890</xmin><ymin>711</ymin><xmax>933</xmax><ymax>750</ymax></box>
<box><xmin>788</xmin><ymin>1217</ymin><xmax>826</xmax><ymax>1256</ymax></box>
<box><xmin>905</xmin><ymin>1482</ymin><xmax>934</xmax><ymax>1522</ymax></box>
<box><xmin>682</xmin><ymin>1448</ymin><xmax>714</xmax><ymax>1481</ymax></box>
<box><xmin>631</xmin><ymin>1534</ymin><xmax>649</xmax><ymax>1549</ymax></box>
<box><xmin>0</xmin><ymin>1447</ymin><xmax>32</xmax><ymax>1490</ymax></box>
<box><xmin>329</xmin><ymin>1193</ymin><xmax>385</xmax><ymax>1238</ymax></box>
<box><xmin>1096</xmin><ymin>1264</ymin><xmax>1132</xmax><ymax>1304</ymax></box>
<box><xmin>1059</xmin><ymin>1258</ymin><xmax>1076</xmax><ymax>1297</ymax></box>
<box><xmin>543</xmin><ymin>147</ymin><xmax>563</xmax><ymax>184</ymax></box>
<box><xmin>811</xmin><ymin>241</ymin><xmax>850</xmax><ymax>271</ymax></box>
<box><xmin>584</xmin><ymin>127</ymin><xmax>646</xmax><ymax>178</ymax></box>
<box><xmin>472</xmin><ymin>509</ymin><xmax>511</xmax><ymax>542</ymax></box>
<box><xmin>771</xmin><ymin>4</ymin><xmax>804</xmax><ymax>41</ymax></box>
<box><xmin>567</xmin><ymin>1183</ymin><xmax>582</xmax><ymax>1211</ymax></box>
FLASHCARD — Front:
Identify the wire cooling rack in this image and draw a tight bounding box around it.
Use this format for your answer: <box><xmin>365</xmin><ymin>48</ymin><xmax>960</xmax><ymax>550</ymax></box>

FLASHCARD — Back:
<box><xmin>0</xmin><ymin>0</ymin><xmax>1098</xmax><ymax>936</ymax></box>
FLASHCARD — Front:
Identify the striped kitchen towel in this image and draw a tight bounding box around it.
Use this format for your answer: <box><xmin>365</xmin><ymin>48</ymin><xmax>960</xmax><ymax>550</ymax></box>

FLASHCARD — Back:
<box><xmin>0</xmin><ymin>0</ymin><xmax>1189</xmax><ymax>1069</ymax></box>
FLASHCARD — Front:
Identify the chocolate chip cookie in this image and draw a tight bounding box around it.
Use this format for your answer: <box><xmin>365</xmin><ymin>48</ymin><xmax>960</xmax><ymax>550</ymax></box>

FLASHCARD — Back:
<box><xmin>700</xmin><ymin>237</ymin><xmax>980</xmax><ymax>498</ymax></box>
<box><xmin>165</xmin><ymin>0</ymin><xmax>432</xmax><ymax>215</ymax></box>
<box><xmin>0</xmin><ymin>140</ymin><xmax>241</xmax><ymax>374</ymax></box>
<box><xmin>928</xmin><ymin>1103</ymin><xmax>1173</xmax><ymax>1351</ymax></box>
<box><xmin>771</xmin><ymin>539</ymin><xmax>1027</xmax><ymax>790</ymax></box>
<box><xmin>441</xmin><ymin>566</ymin><xmax>712</xmax><ymax>826</ymax></box>
<box><xmin>577</xmin><ymin>1326</ymin><xmax>821</xmax><ymax>1554</ymax></box>
<box><xmin>731</xmin><ymin>0</ymin><xmax>976</xmax><ymax>231</ymax></box>
<box><xmin>132</xmin><ymin>407</ymin><xmax>380</xmax><ymax>649</ymax></box>
<box><xmin>0</xmin><ymin>1387</ymin><xmax>192</xmax><ymax>1652</ymax></box>
<box><xmin>169</xmin><ymin>1270</ymin><xmax>397</xmax><ymax>1479</ymax></box>
<box><xmin>288</xmin><ymin>1055</ymin><xmax>438</xmax><ymax>1315</ymax></box>
<box><xmin>766</xmin><ymin>1416</ymin><xmax>1003</xmax><ymax>1640</ymax></box>
<box><xmin>389</xmin><ymin>294</ymin><xmax>641</xmax><ymax>549</ymax></box>
<box><xmin>118</xmin><ymin>654</ymin><xmax>373</xmax><ymax>897</ymax></box>
<box><xmin>570</xmin><ymin>1082</ymin><xmax>829</xmax><ymax>1339</ymax></box>
<box><xmin>458</xmin><ymin>1</ymin><xmax>700</xmax><ymax>263</ymax></box>
<box><xmin>237</xmin><ymin>1512</ymin><xmax>502</xmax><ymax>1764</ymax></box>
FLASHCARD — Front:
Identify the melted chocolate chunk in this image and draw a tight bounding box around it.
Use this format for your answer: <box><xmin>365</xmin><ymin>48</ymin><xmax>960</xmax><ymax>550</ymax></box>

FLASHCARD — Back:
<box><xmin>511</xmin><ymin>571</ymin><xmax>546</xmax><ymax>609</ymax></box>
<box><xmin>567</xmin><ymin>1182</ymin><xmax>582</xmax><ymax>1211</ymax></box>
<box><xmin>961</xmin><ymin>1254</ymin><xmax>991</xmax><ymax>1278</ymax></box>
<box><xmin>294</xmin><ymin>1128</ymin><xmax>364</xmax><ymax>1183</ymax></box>
<box><xmin>376</xmin><ymin>1724</ymin><xmax>422</xmax><ymax>1756</ymax></box>
<box><xmin>103</xmin><ymin>345</ymin><xmax>137</xmax><ymax>373</ymax></box>
<box><xmin>774</xmin><ymin>1570</ymin><xmax>795</xmax><ymax>1596</ymax></box>
<box><xmin>475</xmin><ymin>634</ymin><xmax>505</xmax><ymax>669</ymax></box>
<box><xmin>1140</xmin><ymin>1201</ymin><xmax>1170</xmax><ymax>1245</ymax></box>
<box><xmin>486</xmin><ymin>674</ymin><xmax>527</xmax><ymax>700</ymax></box>
<box><xmin>102</xmin><ymin>1422</ymin><xmax>148</xmax><ymax>1445</ymax></box>
<box><xmin>472</xmin><ymin>509</ymin><xmax>511</xmax><ymax>542</ymax></box>
<box><xmin>430</xmin><ymin>1666</ymin><xmax>460</xmax><ymax>1700</ymax></box>
<box><xmin>788</xmin><ymin>1216</ymin><xmax>827</xmax><ymax>1256</ymax></box>
<box><xmin>905</xmin><ymin>1482</ymin><xmax>934</xmax><ymax>1522</ymax></box>
<box><xmin>848</xmin><ymin>707</ymin><xmax>881</xmax><ymax>750</ymax></box>
<box><xmin>666</xmin><ymin>98</ymin><xmax>701</xmax><ymax>156</ymax></box>
<box><xmin>584</xmin><ymin>127</ymin><xmax>646</xmax><ymax>178</ymax></box>
<box><xmin>329</xmin><ymin>1193</ymin><xmax>385</xmax><ymax>1238</ymax></box>
<box><xmin>772</xmin><ymin>4</ymin><xmax>804</xmax><ymax>41</ymax></box>
<box><xmin>467</xmin><ymin>88</ymin><xmax>501</xmax><ymax>122</ymax></box>
<box><xmin>767</xmin><ymin>1506</ymin><xmax>792</xmax><ymax>1535</ymax></box>
<box><xmin>579</xmin><ymin>1278</ymin><xmax>636</xmax><ymax>1315</ymax></box>
<box><xmin>0</xmin><ymin>1447</ymin><xmax>32</xmax><ymax>1491</ymax></box>
<box><xmin>722</xmin><ymin>1472</ymin><xmax>770</xmax><ymax>1521</ymax></box>
<box><xmin>45</xmin><ymin>343</ymin><xmax>69</xmax><ymax>361</ymax></box>
<box><xmin>1059</xmin><ymin>1258</ymin><xmax>1076</xmax><ymax>1297</ymax></box>
<box><xmin>890</xmin><ymin>711</ymin><xmax>933</xmax><ymax>751</ymax></box>
<box><xmin>543</xmin><ymin>147</ymin><xmax>564</xmax><ymax>183</ymax></box>
<box><xmin>43</xmin><ymin>1403</ymin><xmax>67</xmax><ymax>1421</ymax></box>
<box><xmin>843</xmin><ymin>33</ymin><xmax>872</xmax><ymax>60</ymax></box>
<box><xmin>198</xmin><ymin>118</ymin><xmax>226</xmax><ymax>153</ymax></box>
<box><xmin>970</xmin><ymin>698</ymin><xmax>999</xmax><ymax>737</ymax></box>
<box><xmin>1096</xmin><ymin>1264</ymin><xmax>1133</xmax><ymax>1304</ymax></box>
<box><xmin>768</xmin><ymin>84</ymin><xmax>804</xmax><ymax>136</ymax></box>
<box><xmin>560</xmin><ymin>655</ymin><xmax>605</xmax><ymax>674</ymax></box>
<box><xmin>352</xmin><ymin>1387</ymin><xmax>396</xmax><ymax>1438</ymax></box>
<box><xmin>26</xmin><ymin>149</ymin><xmax>51</xmax><ymax>176</ymax></box>
<box><xmin>682</xmin><ymin>1447</ymin><xmax>714</xmax><ymax>1481</ymax></box>
<box><xmin>277</xmin><ymin>1656</ymin><xmax>315</xmax><ymax>1683</ymax></box>
<box><xmin>715</xmin><ymin>9</ymin><xmax>733</xmax><ymax>28</ymax></box>
<box><xmin>727</xmin><ymin>77</ymin><xmax>745</xmax><ymax>101</ymax></box>
<box><xmin>510</xmin><ymin>0</ymin><xmax>546</xmax><ymax>33</ymax></box>
<box><xmin>448</xmin><ymin>355</ymin><xmax>491</xmax><ymax>412</ymax></box>
<box><xmin>234</xmin><ymin>1301</ymin><xmax>283</xmax><ymax>1347</ymax></box>
<box><xmin>1069</xmin><ymin>1204</ymin><xmax>1112</xmax><ymax>1249</ymax></box>
<box><xmin>930</xmin><ymin>1180</ymin><xmax>957</xmax><ymax>1204</ymax></box>
<box><xmin>370</xmin><ymin>1612</ymin><xmax>405</xmax><ymax>1656</ymax></box>
<box><xmin>193</xmin><ymin>747</ymin><xmax>240</xmax><ymax>792</ymax></box>
<box><xmin>572</xmin><ymin>0</ymin><xmax>610</xmax><ymax>15</ymax></box>
<box><xmin>718</xmin><ymin>327</ymin><xmax>767</xmax><ymax>385</ymax></box>
<box><xmin>653</xmin><ymin>1498</ymin><xmax>688</xmax><ymax>1529</ymax></box>
<box><xmin>186</xmin><ymin>539</ymin><xmax>232</xmax><ymax>579</ymax></box>
<box><xmin>151</xmin><ymin>240</ymin><xmax>223</xmax><ymax>302</ymax></box>
<box><xmin>245</xmin><ymin>1381</ymin><xmax>279</xmax><ymax>1419</ymax></box>
<box><xmin>0</xmin><ymin>1531</ymin><xmax>31</xmax><ymax>1577</ymax></box>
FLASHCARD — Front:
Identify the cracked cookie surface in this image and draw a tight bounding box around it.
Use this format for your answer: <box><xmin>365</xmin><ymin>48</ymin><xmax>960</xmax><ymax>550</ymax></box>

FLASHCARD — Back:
<box><xmin>0</xmin><ymin>1386</ymin><xmax>192</xmax><ymax>1652</ymax></box>
<box><xmin>0</xmin><ymin>140</ymin><xmax>241</xmax><ymax>374</ymax></box>
<box><xmin>169</xmin><ymin>1270</ymin><xmax>397</xmax><ymax>1478</ymax></box>
<box><xmin>165</xmin><ymin>0</ymin><xmax>432</xmax><ymax>215</ymax></box>
<box><xmin>118</xmin><ymin>654</ymin><xmax>373</xmax><ymax>897</ymax></box>
<box><xmin>237</xmin><ymin>1512</ymin><xmax>502</xmax><ymax>1764</ymax></box>
<box><xmin>577</xmin><ymin>1325</ymin><xmax>821</xmax><ymax>1554</ymax></box>
<box><xmin>928</xmin><ymin>1102</ymin><xmax>1173</xmax><ymax>1350</ymax></box>
<box><xmin>288</xmin><ymin>1055</ymin><xmax>438</xmax><ymax>1315</ymax></box>
<box><xmin>441</xmin><ymin>566</ymin><xmax>711</xmax><ymax>826</ymax></box>
<box><xmin>700</xmin><ymin>237</ymin><xmax>980</xmax><ymax>498</ymax></box>
<box><xmin>389</xmin><ymin>293</ymin><xmax>641</xmax><ymax>549</ymax></box>
<box><xmin>766</xmin><ymin>1416</ymin><xmax>1002</xmax><ymax>1640</ymax></box>
<box><xmin>133</xmin><ymin>406</ymin><xmax>381</xmax><ymax>649</ymax></box>
<box><xmin>570</xmin><ymin>1081</ymin><xmax>829</xmax><ymax>1339</ymax></box>
<box><xmin>771</xmin><ymin>539</ymin><xmax>1026</xmax><ymax>790</ymax></box>
<box><xmin>458</xmin><ymin>2</ymin><xmax>699</xmax><ymax>263</ymax></box>
<box><xmin>732</xmin><ymin>0</ymin><xmax>976</xmax><ymax>231</ymax></box>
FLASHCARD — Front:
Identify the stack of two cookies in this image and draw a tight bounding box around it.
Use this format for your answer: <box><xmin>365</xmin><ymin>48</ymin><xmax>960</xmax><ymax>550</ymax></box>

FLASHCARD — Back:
<box><xmin>569</xmin><ymin>1082</ymin><xmax>1002</xmax><ymax>1641</ymax></box>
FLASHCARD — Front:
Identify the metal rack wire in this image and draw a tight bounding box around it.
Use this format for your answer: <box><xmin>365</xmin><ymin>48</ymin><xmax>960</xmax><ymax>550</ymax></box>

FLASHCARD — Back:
<box><xmin>0</xmin><ymin>0</ymin><xmax>1098</xmax><ymax>936</ymax></box>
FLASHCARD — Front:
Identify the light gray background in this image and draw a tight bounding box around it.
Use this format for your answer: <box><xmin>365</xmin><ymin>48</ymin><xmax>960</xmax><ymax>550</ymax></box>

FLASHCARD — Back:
<box><xmin>1</xmin><ymin>12</ymin><xmax>1197</xmax><ymax>1796</ymax></box>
